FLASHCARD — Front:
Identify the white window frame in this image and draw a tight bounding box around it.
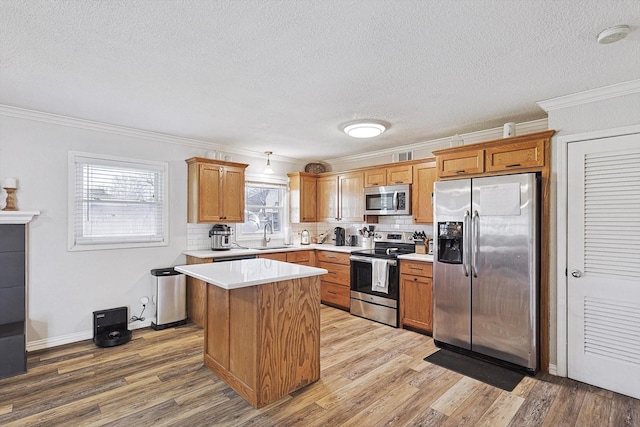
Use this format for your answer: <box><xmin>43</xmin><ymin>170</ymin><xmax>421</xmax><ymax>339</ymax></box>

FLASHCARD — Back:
<box><xmin>235</xmin><ymin>176</ymin><xmax>288</xmax><ymax>242</ymax></box>
<box><xmin>68</xmin><ymin>151</ymin><xmax>169</xmax><ymax>251</ymax></box>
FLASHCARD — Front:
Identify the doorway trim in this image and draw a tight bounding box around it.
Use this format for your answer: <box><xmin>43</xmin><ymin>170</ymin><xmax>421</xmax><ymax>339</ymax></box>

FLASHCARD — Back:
<box><xmin>555</xmin><ymin>123</ymin><xmax>640</xmax><ymax>378</ymax></box>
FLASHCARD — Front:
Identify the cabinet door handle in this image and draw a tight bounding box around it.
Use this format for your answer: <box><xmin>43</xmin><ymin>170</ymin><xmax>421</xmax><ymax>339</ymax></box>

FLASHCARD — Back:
<box><xmin>506</xmin><ymin>163</ymin><xmax>521</xmax><ymax>168</ymax></box>
<box><xmin>455</xmin><ymin>170</ymin><xmax>466</xmax><ymax>174</ymax></box>
<box><xmin>328</xmin><ymin>291</ymin><xmax>337</xmax><ymax>295</ymax></box>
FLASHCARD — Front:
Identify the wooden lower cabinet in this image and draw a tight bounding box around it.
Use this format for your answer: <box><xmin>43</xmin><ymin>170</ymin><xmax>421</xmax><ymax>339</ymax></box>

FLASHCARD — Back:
<box><xmin>190</xmin><ymin>251</ymin><xmax>318</xmax><ymax>327</ymax></box>
<box><xmin>257</xmin><ymin>252</ymin><xmax>287</xmax><ymax>262</ymax></box>
<box><xmin>205</xmin><ymin>276</ymin><xmax>321</xmax><ymax>408</ymax></box>
<box><xmin>259</xmin><ymin>250</ymin><xmax>316</xmax><ymax>266</ymax></box>
<box><xmin>185</xmin><ymin>255</ymin><xmax>212</xmax><ymax>327</ymax></box>
<box><xmin>399</xmin><ymin>260</ymin><xmax>433</xmax><ymax>334</ymax></box>
<box><xmin>286</xmin><ymin>249</ymin><xmax>316</xmax><ymax>266</ymax></box>
<box><xmin>317</xmin><ymin>250</ymin><xmax>351</xmax><ymax>310</ymax></box>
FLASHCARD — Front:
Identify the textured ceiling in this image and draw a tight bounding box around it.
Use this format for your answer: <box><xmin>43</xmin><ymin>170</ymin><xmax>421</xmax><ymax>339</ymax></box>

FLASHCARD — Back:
<box><xmin>1</xmin><ymin>0</ymin><xmax>639</xmax><ymax>161</ymax></box>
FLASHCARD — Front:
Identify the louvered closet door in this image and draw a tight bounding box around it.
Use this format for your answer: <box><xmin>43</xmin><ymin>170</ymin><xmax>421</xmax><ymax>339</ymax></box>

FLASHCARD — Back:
<box><xmin>567</xmin><ymin>133</ymin><xmax>640</xmax><ymax>399</ymax></box>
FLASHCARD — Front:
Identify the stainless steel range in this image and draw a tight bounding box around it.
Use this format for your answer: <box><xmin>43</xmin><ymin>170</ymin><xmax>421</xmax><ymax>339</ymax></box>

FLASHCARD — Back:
<box><xmin>349</xmin><ymin>231</ymin><xmax>415</xmax><ymax>327</ymax></box>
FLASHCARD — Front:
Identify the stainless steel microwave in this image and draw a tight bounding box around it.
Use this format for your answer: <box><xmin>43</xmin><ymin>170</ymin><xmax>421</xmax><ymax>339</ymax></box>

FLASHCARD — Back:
<box><xmin>364</xmin><ymin>184</ymin><xmax>411</xmax><ymax>215</ymax></box>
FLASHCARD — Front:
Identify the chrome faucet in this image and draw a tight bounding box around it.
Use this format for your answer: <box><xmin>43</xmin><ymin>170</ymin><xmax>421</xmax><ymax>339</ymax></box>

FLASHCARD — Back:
<box><xmin>262</xmin><ymin>222</ymin><xmax>273</xmax><ymax>247</ymax></box>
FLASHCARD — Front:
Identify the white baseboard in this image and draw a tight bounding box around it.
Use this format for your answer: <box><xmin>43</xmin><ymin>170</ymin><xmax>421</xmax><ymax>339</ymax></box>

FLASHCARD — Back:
<box><xmin>548</xmin><ymin>363</ymin><xmax>558</xmax><ymax>376</ymax></box>
<box><xmin>26</xmin><ymin>318</ymin><xmax>154</xmax><ymax>352</ymax></box>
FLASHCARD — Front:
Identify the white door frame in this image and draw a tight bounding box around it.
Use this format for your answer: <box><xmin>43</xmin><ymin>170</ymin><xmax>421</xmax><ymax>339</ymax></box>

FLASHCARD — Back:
<box><xmin>555</xmin><ymin>123</ymin><xmax>640</xmax><ymax>378</ymax></box>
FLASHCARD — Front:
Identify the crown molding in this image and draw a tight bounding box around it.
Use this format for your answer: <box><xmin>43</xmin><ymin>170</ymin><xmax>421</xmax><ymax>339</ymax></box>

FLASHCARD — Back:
<box><xmin>0</xmin><ymin>105</ymin><xmax>300</xmax><ymax>164</ymax></box>
<box><xmin>537</xmin><ymin>79</ymin><xmax>640</xmax><ymax>112</ymax></box>
<box><xmin>325</xmin><ymin>118</ymin><xmax>548</xmax><ymax>166</ymax></box>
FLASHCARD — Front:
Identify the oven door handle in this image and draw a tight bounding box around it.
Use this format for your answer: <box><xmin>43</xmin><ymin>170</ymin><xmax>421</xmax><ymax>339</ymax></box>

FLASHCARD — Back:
<box><xmin>350</xmin><ymin>256</ymin><xmax>397</xmax><ymax>266</ymax></box>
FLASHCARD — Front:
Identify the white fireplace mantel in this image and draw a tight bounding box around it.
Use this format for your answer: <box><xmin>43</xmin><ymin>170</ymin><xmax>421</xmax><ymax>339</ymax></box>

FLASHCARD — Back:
<box><xmin>0</xmin><ymin>210</ymin><xmax>40</xmax><ymax>224</ymax></box>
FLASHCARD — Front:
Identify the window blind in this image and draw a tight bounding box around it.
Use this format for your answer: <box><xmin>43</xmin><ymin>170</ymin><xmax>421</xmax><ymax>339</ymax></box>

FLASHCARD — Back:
<box><xmin>70</xmin><ymin>152</ymin><xmax>168</xmax><ymax>249</ymax></box>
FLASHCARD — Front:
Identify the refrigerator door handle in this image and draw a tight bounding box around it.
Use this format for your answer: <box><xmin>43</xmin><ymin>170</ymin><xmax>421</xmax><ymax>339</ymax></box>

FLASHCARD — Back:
<box><xmin>471</xmin><ymin>210</ymin><xmax>479</xmax><ymax>278</ymax></box>
<box><xmin>463</xmin><ymin>210</ymin><xmax>470</xmax><ymax>277</ymax></box>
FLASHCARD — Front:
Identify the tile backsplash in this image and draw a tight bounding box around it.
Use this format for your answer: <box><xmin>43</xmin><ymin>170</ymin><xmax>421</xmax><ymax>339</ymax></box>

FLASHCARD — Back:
<box><xmin>186</xmin><ymin>216</ymin><xmax>433</xmax><ymax>251</ymax></box>
<box><xmin>187</xmin><ymin>223</ymin><xmax>214</xmax><ymax>250</ymax></box>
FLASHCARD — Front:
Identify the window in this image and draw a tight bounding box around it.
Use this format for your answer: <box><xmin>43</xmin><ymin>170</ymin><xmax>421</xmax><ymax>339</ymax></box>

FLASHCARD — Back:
<box><xmin>236</xmin><ymin>181</ymin><xmax>286</xmax><ymax>241</ymax></box>
<box><xmin>68</xmin><ymin>151</ymin><xmax>169</xmax><ymax>251</ymax></box>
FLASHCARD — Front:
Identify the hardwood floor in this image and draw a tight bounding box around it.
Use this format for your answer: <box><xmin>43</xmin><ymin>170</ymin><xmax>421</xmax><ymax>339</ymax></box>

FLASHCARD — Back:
<box><xmin>1</xmin><ymin>305</ymin><xmax>638</xmax><ymax>426</ymax></box>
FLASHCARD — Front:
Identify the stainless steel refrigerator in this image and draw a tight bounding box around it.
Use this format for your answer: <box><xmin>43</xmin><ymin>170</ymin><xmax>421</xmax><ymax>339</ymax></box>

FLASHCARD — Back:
<box><xmin>433</xmin><ymin>173</ymin><xmax>538</xmax><ymax>372</ymax></box>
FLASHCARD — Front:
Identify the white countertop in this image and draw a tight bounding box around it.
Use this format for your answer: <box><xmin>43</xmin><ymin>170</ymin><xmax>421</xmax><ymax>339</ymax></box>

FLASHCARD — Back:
<box><xmin>175</xmin><ymin>258</ymin><xmax>328</xmax><ymax>289</ymax></box>
<box><xmin>183</xmin><ymin>243</ymin><xmax>364</xmax><ymax>259</ymax></box>
<box><xmin>397</xmin><ymin>253</ymin><xmax>434</xmax><ymax>262</ymax></box>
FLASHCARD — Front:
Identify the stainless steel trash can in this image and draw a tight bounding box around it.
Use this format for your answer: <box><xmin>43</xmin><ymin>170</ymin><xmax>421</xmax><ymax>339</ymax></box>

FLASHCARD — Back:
<box><xmin>150</xmin><ymin>268</ymin><xmax>187</xmax><ymax>330</ymax></box>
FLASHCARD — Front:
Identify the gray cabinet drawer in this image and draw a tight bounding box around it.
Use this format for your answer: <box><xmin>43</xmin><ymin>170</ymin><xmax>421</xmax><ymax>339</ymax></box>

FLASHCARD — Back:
<box><xmin>0</xmin><ymin>286</ymin><xmax>25</xmax><ymax>324</ymax></box>
<box><xmin>0</xmin><ymin>225</ymin><xmax>25</xmax><ymax>252</ymax></box>
<box><xmin>0</xmin><ymin>252</ymin><xmax>25</xmax><ymax>288</ymax></box>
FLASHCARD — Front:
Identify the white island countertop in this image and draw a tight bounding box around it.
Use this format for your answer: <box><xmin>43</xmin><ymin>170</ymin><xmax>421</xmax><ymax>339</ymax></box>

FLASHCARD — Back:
<box><xmin>175</xmin><ymin>258</ymin><xmax>328</xmax><ymax>290</ymax></box>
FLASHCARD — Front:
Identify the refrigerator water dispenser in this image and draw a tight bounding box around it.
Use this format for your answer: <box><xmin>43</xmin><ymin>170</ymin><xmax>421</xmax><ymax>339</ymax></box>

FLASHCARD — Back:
<box><xmin>437</xmin><ymin>222</ymin><xmax>463</xmax><ymax>264</ymax></box>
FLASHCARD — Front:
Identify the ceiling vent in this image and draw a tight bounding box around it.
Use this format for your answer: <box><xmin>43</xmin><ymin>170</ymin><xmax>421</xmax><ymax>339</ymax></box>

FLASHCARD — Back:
<box><xmin>393</xmin><ymin>151</ymin><xmax>413</xmax><ymax>162</ymax></box>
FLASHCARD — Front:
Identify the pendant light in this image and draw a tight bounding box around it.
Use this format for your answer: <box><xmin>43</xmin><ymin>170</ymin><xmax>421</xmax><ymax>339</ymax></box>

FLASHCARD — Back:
<box><xmin>263</xmin><ymin>151</ymin><xmax>274</xmax><ymax>174</ymax></box>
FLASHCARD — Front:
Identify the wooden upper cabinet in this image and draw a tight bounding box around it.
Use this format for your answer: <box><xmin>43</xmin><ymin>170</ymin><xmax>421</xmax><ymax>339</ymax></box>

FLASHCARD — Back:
<box><xmin>485</xmin><ymin>139</ymin><xmax>545</xmax><ymax>172</ymax></box>
<box><xmin>387</xmin><ymin>164</ymin><xmax>413</xmax><ymax>185</ymax></box>
<box><xmin>436</xmin><ymin>149</ymin><xmax>485</xmax><ymax>178</ymax></box>
<box><xmin>433</xmin><ymin>130</ymin><xmax>555</xmax><ymax>180</ymax></box>
<box><xmin>364</xmin><ymin>164</ymin><xmax>412</xmax><ymax>187</ymax></box>
<box><xmin>317</xmin><ymin>172</ymin><xmax>363</xmax><ymax>222</ymax></box>
<box><xmin>288</xmin><ymin>172</ymin><xmax>317</xmax><ymax>223</ymax></box>
<box><xmin>339</xmin><ymin>172</ymin><xmax>364</xmax><ymax>222</ymax></box>
<box><xmin>412</xmin><ymin>161</ymin><xmax>437</xmax><ymax>224</ymax></box>
<box><xmin>317</xmin><ymin>175</ymin><xmax>338</xmax><ymax>222</ymax></box>
<box><xmin>364</xmin><ymin>169</ymin><xmax>387</xmax><ymax>187</ymax></box>
<box><xmin>186</xmin><ymin>157</ymin><xmax>248</xmax><ymax>223</ymax></box>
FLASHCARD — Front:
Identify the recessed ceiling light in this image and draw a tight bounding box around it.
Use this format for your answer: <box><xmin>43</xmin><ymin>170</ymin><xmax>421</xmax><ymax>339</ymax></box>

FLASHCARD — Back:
<box><xmin>342</xmin><ymin>121</ymin><xmax>387</xmax><ymax>138</ymax></box>
<box><xmin>597</xmin><ymin>25</ymin><xmax>630</xmax><ymax>44</ymax></box>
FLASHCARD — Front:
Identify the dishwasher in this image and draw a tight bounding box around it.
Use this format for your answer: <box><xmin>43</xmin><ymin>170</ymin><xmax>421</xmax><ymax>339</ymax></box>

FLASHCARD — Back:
<box><xmin>212</xmin><ymin>254</ymin><xmax>257</xmax><ymax>262</ymax></box>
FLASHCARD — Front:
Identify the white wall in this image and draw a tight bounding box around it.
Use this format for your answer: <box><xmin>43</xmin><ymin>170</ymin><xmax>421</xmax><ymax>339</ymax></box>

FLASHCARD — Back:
<box><xmin>543</xmin><ymin>80</ymin><xmax>640</xmax><ymax>374</ymax></box>
<box><xmin>0</xmin><ymin>108</ymin><xmax>304</xmax><ymax>350</ymax></box>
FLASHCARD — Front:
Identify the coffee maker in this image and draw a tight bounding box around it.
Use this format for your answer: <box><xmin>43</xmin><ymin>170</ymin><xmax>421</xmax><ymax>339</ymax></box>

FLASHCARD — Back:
<box><xmin>334</xmin><ymin>227</ymin><xmax>346</xmax><ymax>246</ymax></box>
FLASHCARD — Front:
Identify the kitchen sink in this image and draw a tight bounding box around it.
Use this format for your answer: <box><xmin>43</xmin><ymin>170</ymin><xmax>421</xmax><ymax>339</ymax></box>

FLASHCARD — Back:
<box><xmin>255</xmin><ymin>246</ymin><xmax>290</xmax><ymax>250</ymax></box>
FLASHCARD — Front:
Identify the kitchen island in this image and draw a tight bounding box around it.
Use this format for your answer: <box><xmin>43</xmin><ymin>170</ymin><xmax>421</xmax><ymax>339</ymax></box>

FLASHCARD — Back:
<box><xmin>175</xmin><ymin>258</ymin><xmax>328</xmax><ymax>408</ymax></box>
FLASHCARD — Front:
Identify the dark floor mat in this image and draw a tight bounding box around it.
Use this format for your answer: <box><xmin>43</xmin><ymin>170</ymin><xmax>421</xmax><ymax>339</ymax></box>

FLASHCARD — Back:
<box><xmin>424</xmin><ymin>349</ymin><xmax>524</xmax><ymax>391</ymax></box>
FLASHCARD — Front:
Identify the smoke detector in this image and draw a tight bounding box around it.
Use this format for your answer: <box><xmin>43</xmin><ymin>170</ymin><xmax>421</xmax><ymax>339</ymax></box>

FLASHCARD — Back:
<box><xmin>597</xmin><ymin>25</ymin><xmax>630</xmax><ymax>44</ymax></box>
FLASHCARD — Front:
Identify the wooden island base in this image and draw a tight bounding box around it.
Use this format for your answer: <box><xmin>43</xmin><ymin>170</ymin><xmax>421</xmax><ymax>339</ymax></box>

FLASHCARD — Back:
<box><xmin>204</xmin><ymin>275</ymin><xmax>321</xmax><ymax>408</ymax></box>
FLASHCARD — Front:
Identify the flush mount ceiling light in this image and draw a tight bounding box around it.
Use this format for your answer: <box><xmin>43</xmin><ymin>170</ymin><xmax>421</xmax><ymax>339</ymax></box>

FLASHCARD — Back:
<box><xmin>263</xmin><ymin>151</ymin><xmax>274</xmax><ymax>174</ymax></box>
<box><xmin>597</xmin><ymin>25</ymin><xmax>630</xmax><ymax>44</ymax></box>
<box><xmin>342</xmin><ymin>120</ymin><xmax>387</xmax><ymax>138</ymax></box>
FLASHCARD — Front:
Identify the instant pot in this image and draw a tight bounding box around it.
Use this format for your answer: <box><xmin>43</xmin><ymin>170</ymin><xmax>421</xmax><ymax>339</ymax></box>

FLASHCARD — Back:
<box><xmin>209</xmin><ymin>224</ymin><xmax>232</xmax><ymax>250</ymax></box>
